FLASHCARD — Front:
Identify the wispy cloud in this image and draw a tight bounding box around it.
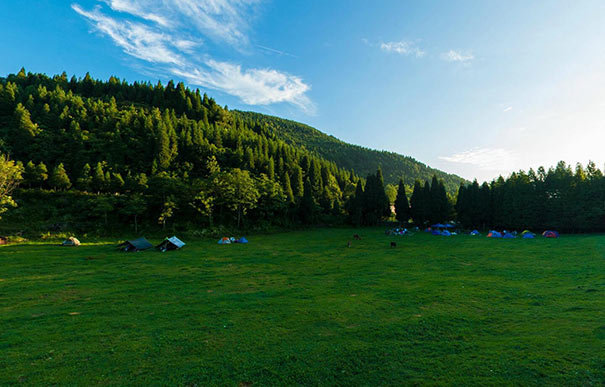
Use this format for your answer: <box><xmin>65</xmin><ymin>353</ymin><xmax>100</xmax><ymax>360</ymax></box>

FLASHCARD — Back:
<box><xmin>72</xmin><ymin>0</ymin><xmax>313</xmax><ymax>111</ymax></box>
<box><xmin>380</xmin><ymin>40</ymin><xmax>425</xmax><ymax>57</ymax></box>
<box><xmin>503</xmin><ymin>106</ymin><xmax>513</xmax><ymax>112</ymax></box>
<box><xmin>256</xmin><ymin>44</ymin><xmax>298</xmax><ymax>58</ymax></box>
<box><xmin>172</xmin><ymin>60</ymin><xmax>313</xmax><ymax>110</ymax></box>
<box><xmin>441</xmin><ymin>49</ymin><xmax>474</xmax><ymax>63</ymax></box>
<box><xmin>439</xmin><ymin>148</ymin><xmax>515</xmax><ymax>170</ymax></box>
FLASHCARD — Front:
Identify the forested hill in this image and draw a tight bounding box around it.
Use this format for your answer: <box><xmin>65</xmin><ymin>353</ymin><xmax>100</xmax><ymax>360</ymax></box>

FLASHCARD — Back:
<box><xmin>235</xmin><ymin>111</ymin><xmax>466</xmax><ymax>192</ymax></box>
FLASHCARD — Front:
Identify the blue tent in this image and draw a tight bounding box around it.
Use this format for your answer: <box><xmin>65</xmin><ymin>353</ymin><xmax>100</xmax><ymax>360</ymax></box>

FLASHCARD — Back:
<box><xmin>522</xmin><ymin>233</ymin><xmax>535</xmax><ymax>239</ymax></box>
<box><xmin>470</xmin><ymin>230</ymin><xmax>480</xmax><ymax>235</ymax></box>
<box><xmin>236</xmin><ymin>237</ymin><xmax>249</xmax><ymax>243</ymax></box>
<box><xmin>488</xmin><ymin>231</ymin><xmax>502</xmax><ymax>238</ymax></box>
<box><xmin>443</xmin><ymin>224</ymin><xmax>454</xmax><ymax>228</ymax></box>
<box><xmin>431</xmin><ymin>229</ymin><xmax>442</xmax><ymax>235</ymax></box>
<box><xmin>441</xmin><ymin>230</ymin><xmax>452</xmax><ymax>236</ymax></box>
<box><xmin>431</xmin><ymin>223</ymin><xmax>446</xmax><ymax>228</ymax></box>
<box><xmin>503</xmin><ymin>232</ymin><xmax>516</xmax><ymax>239</ymax></box>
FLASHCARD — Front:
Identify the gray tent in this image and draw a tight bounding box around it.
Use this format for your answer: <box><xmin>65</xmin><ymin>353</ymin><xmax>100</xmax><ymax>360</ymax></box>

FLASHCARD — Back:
<box><xmin>118</xmin><ymin>237</ymin><xmax>153</xmax><ymax>252</ymax></box>
<box><xmin>156</xmin><ymin>236</ymin><xmax>186</xmax><ymax>252</ymax></box>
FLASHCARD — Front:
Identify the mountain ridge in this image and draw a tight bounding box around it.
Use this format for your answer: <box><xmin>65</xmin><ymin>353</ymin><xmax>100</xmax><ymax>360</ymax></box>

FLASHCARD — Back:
<box><xmin>236</xmin><ymin>111</ymin><xmax>466</xmax><ymax>193</ymax></box>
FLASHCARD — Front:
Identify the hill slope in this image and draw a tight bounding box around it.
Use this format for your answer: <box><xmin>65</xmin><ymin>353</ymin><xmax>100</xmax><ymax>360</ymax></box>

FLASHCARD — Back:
<box><xmin>236</xmin><ymin>111</ymin><xmax>466</xmax><ymax>192</ymax></box>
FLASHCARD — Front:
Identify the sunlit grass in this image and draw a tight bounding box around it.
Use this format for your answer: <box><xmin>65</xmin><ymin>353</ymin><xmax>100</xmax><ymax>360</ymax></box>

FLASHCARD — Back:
<box><xmin>1</xmin><ymin>229</ymin><xmax>604</xmax><ymax>385</ymax></box>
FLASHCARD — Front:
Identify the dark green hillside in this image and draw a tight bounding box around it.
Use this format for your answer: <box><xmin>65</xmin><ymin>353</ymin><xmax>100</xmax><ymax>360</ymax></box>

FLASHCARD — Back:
<box><xmin>236</xmin><ymin>111</ymin><xmax>466</xmax><ymax>192</ymax></box>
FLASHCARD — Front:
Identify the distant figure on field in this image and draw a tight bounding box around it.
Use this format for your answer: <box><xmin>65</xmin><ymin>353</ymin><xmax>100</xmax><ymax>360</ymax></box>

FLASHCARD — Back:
<box><xmin>353</xmin><ymin>234</ymin><xmax>361</xmax><ymax>240</ymax></box>
<box><xmin>390</xmin><ymin>241</ymin><xmax>397</xmax><ymax>248</ymax></box>
<box><xmin>347</xmin><ymin>240</ymin><xmax>352</xmax><ymax>248</ymax></box>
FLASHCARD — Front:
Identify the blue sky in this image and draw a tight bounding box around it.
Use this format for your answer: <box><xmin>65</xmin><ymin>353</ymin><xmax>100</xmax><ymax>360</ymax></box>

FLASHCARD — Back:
<box><xmin>2</xmin><ymin>1</ymin><xmax>605</xmax><ymax>182</ymax></box>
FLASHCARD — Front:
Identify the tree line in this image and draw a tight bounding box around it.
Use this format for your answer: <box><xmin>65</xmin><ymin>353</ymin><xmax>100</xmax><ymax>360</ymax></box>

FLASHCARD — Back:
<box><xmin>455</xmin><ymin>161</ymin><xmax>605</xmax><ymax>232</ymax></box>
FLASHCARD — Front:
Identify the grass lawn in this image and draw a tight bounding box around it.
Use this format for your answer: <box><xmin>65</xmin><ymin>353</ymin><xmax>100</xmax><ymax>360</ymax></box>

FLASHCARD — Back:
<box><xmin>1</xmin><ymin>229</ymin><xmax>604</xmax><ymax>385</ymax></box>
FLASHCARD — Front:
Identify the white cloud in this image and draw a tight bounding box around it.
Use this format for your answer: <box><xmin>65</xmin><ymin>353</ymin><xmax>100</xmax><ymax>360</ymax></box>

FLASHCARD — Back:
<box><xmin>441</xmin><ymin>49</ymin><xmax>474</xmax><ymax>63</ymax></box>
<box><xmin>503</xmin><ymin>106</ymin><xmax>513</xmax><ymax>112</ymax></box>
<box><xmin>380</xmin><ymin>41</ymin><xmax>425</xmax><ymax>57</ymax></box>
<box><xmin>439</xmin><ymin>148</ymin><xmax>515</xmax><ymax>170</ymax></box>
<box><xmin>172</xmin><ymin>60</ymin><xmax>314</xmax><ymax>111</ymax></box>
<box><xmin>102</xmin><ymin>0</ymin><xmax>170</xmax><ymax>27</ymax></box>
<box><xmin>73</xmin><ymin>4</ymin><xmax>187</xmax><ymax>65</ymax></box>
<box><xmin>72</xmin><ymin>1</ymin><xmax>312</xmax><ymax>111</ymax></box>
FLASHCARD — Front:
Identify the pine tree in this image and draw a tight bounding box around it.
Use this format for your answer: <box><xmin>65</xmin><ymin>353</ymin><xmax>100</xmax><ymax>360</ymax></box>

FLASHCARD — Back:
<box><xmin>49</xmin><ymin>163</ymin><xmax>71</xmax><ymax>190</ymax></box>
<box><xmin>292</xmin><ymin>166</ymin><xmax>304</xmax><ymax>200</ymax></box>
<box><xmin>299</xmin><ymin>178</ymin><xmax>318</xmax><ymax>224</ymax></box>
<box><xmin>282</xmin><ymin>173</ymin><xmax>294</xmax><ymax>204</ymax></box>
<box><xmin>92</xmin><ymin>162</ymin><xmax>105</xmax><ymax>192</ymax></box>
<box><xmin>76</xmin><ymin>163</ymin><xmax>92</xmax><ymax>191</ymax></box>
<box><xmin>23</xmin><ymin>161</ymin><xmax>37</xmax><ymax>187</ymax></box>
<box><xmin>35</xmin><ymin>162</ymin><xmax>49</xmax><ymax>187</ymax></box>
<box><xmin>350</xmin><ymin>181</ymin><xmax>364</xmax><ymax>226</ymax></box>
<box><xmin>410</xmin><ymin>180</ymin><xmax>425</xmax><ymax>226</ymax></box>
<box><xmin>394</xmin><ymin>178</ymin><xmax>411</xmax><ymax>224</ymax></box>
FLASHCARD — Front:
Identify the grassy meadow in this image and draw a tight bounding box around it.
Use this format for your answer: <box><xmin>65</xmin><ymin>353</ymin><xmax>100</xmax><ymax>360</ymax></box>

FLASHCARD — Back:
<box><xmin>1</xmin><ymin>229</ymin><xmax>604</xmax><ymax>385</ymax></box>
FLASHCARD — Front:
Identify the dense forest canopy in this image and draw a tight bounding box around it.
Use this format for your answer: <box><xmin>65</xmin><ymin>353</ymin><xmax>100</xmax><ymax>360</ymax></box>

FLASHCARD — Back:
<box><xmin>235</xmin><ymin>111</ymin><xmax>466</xmax><ymax>193</ymax></box>
<box><xmin>0</xmin><ymin>69</ymin><xmax>428</xmax><ymax>232</ymax></box>
<box><xmin>1</xmin><ymin>69</ymin><xmax>600</xmax><ymax>234</ymax></box>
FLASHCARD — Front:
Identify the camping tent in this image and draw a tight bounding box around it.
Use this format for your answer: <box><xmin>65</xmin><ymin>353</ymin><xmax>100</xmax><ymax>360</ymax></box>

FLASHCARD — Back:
<box><xmin>503</xmin><ymin>232</ymin><xmax>516</xmax><ymax>239</ymax></box>
<box><xmin>543</xmin><ymin>231</ymin><xmax>559</xmax><ymax>238</ymax></box>
<box><xmin>487</xmin><ymin>231</ymin><xmax>503</xmax><ymax>238</ymax></box>
<box><xmin>441</xmin><ymin>230</ymin><xmax>452</xmax><ymax>236</ymax></box>
<box><xmin>522</xmin><ymin>233</ymin><xmax>535</xmax><ymax>239</ymax></box>
<box><xmin>218</xmin><ymin>237</ymin><xmax>231</xmax><ymax>244</ymax></box>
<box><xmin>235</xmin><ymin>237</ymin><xmax>249</xmax><ymax>244</ymax></box>
<box><xmin>470</xmin><ymin>230</ymin><xmax>480</xmax><ymax>236</ymax></box>
<box><xmin>118</xmin><ymin>237</ymin><xmax>153</xmax><ymax>252</ymax></box>
<box><xmin>156</xmin><ymin>236</ymin><xmax>186</xmax><ymax>252</ymax></box>
<box><xmin>61</xmin><ymin>237</ymin><xmax>81</xmax><ymax>246</ymax></box>
<box><xmin>431</xmin><ymin>223</ymin><xmax>446</xmax><ymax>228</ymax></box>
<box><xmin>521</xmin><ymin>230</ymin><xmax>533</xmax><ymax>236</ymax></box>
<box><xmin>431</xmin><ymin>229</ymin><xmax>442</xmax><ymax>236</ymax></box>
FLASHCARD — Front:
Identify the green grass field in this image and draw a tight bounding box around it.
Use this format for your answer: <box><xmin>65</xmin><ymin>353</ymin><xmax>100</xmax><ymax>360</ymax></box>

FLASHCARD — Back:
<box><xmin>1</xmin><ymin>229</ymin><xmax>604</xmax><ymax>385</ymax></box>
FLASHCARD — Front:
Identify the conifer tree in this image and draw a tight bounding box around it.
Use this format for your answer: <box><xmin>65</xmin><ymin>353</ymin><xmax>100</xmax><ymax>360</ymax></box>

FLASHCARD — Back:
<box><xmin>49</xmin><ymin>163</ymin><xmax>71</xmax><ymax>190</ymax></box>
<box><xmin>410</xmin><ymin>180</ymin><xmax>425</xmax><ymax>226</ymax></box>
<box><xmin>282</xmin><ymin>172</ymin><xmax>294</xmax><ymax>204</ymax></box>
<box><xmin>76</xmin><ymin>163</ymin><xmax>92</xmax><ymax>191</ymax></box>
<box><xmin>292</xmin><ymin>166</ymin><xmax>304</xmax><ymax>200</ymax></box>
<box><xmin>394</xmin><ymin>178</ymin><xmax>411</xmax><ymax>224</ymax></box>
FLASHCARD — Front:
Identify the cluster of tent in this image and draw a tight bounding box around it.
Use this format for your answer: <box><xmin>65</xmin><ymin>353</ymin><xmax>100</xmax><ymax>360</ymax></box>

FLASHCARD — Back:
<box><xmin>426</xmin><ymin>224</ymin><xmax>458</xmax><ymax>236</ymax></box>
<box><xmin>386</xmin><ymin>228</ymin><xmax>412</xmax><ymax>236</ymax></box>
<box><xmin>117</xmin><ymin>236</ymin><xmax>186</xmax><ymax>252</ymax></box>
<box><xmin>217</xmin><ymin>236</ymin><xmax>249</xmax><ymax>244</ymax></box>
<box><xmin>486</xmin><ymin>230</ymin><xmax>559</xmax><ymax>239</ymax></box>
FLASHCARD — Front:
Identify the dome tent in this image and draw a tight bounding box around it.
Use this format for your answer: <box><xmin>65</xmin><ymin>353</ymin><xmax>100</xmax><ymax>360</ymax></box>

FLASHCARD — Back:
<box><xmin>61</xmin><ymin>237</ymin><xmax>81</xmax><ymax>246</ymax></box>
<box><xmin>470</xmin><ymin>230</ymin><xmax>480</xmax><ymax>236</ymax></box>
<box><xmin>218</xmin><ymin>237</ymin><xmax>231</xmax><ymax>244</ymax></box>
<box><xmin>487</xmin><ymin>231</ymin><xmax>502</xmax><ymax>238</ymax></box>
<box><xmin>543</xmin><ymin>230</ymin><xmax>559</xmax><ymax>238</ymax></box>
